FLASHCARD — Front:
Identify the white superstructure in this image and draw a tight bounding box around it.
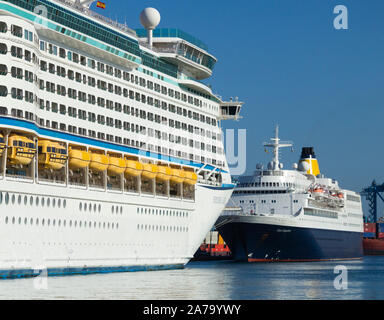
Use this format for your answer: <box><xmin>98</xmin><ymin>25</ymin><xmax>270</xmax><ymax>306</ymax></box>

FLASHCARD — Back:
<box><xmin>216</xmin><ymin>126</ymin><xmax>363</xmax><ymax>261</ymax></box>
<box><xmin>0</xmin><ymin>0</ymin><xmax>243</xmax><ymax>277</ymax></box>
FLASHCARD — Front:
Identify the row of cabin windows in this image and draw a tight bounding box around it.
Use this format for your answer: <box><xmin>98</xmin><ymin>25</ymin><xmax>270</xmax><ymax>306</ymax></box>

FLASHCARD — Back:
<box><xmin>238</xmin><ymin>182</ymin><xmax>295</xmax><ymax>188</ymax></box>
<box><xmin>1</xmin><ymin>42</ymin><xmax>218</xmax><ymax>127</ymax></box>
<box><xmin>37</xmin><ymin>73</ymin><xmax>219</xmax><ymax>140</ymax></box>
<box><xmin>38</xmin><ymin>58</ymin><xmax>217</xmax><ymax>127</ymax></box>
<box><xmin>0</xmin><ymin>107</ymin><xmax>224</xmax><ymax>167</ymax></box>
<box><xmin>0</xmin><ymin>59</ymin><xmax>221</xmax><ymax>141</ymax></box>
<box><xmin>2</xmin><ymin>10</ymin><xmax>216</xmax><ymax>108</ymax></box>
<box><xmin>40</xmin><ymin>39</ymin><xmax>206</xmax><ymax>108</ymax></box>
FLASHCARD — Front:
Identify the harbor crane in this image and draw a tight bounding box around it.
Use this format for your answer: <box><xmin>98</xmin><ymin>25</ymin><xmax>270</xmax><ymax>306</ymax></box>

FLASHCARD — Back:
<box><xmin>361</xmin><ymin>180</ymin><xmax>384</xmax><ymax>223</ymax></box>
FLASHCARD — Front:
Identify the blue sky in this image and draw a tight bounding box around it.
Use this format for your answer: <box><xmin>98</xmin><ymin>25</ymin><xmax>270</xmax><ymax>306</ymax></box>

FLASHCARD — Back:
<box><xmin>91</xmin><ymin>0</ymin><xmax>384</xmax><ymax>218</ymax></box>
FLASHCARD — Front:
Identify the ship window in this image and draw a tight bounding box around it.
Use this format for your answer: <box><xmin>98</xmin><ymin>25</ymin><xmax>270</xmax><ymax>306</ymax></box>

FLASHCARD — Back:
<box><xmin>0</xmin><ymin>22</ymin><xmax>7</xmax><ymax>33</ymax></box>
<box><xmin>0</xmin><ymin>86</ymin><xmax>7</xmax><ymax>97</ymax></box>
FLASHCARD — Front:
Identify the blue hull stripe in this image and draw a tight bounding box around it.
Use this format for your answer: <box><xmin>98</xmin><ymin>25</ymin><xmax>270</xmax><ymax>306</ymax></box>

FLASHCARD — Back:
<box><xmin>0</xmin><ymin>116</ymin><xmax>227</xmax><ymax>173</ymax></box>
<box><xmin>0</xmin><ymin>264</ymin><xmax>184</xmax><ymax>279</ymax></box>
<box><xmin>217</xmin><ymin>222</ymin><xmax>363</xmax><ymax>261</ymax></box>
<box><xmin>201</xmin><ymin>183</ymin><xmax>235</xmax><ymax>190</ymax></box>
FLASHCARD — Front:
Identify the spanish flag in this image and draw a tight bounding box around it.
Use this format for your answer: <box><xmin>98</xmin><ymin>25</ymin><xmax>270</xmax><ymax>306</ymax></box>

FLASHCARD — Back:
<box><xmin>96</xmin><ymin>1</ymin><xmax>106</xmax><ymax>9</ymax></box>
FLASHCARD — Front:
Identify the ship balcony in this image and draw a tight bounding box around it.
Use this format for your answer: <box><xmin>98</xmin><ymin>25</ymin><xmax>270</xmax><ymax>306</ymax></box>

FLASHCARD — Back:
<box><xmin>219</xmin><ymin>101</ymin><xmax>243</xmax><ymax>121</ymax></box>
<box><xmin>140</xmin><ymin>38</ymin><xmax>217</xmax><ymax>80</ymax></box>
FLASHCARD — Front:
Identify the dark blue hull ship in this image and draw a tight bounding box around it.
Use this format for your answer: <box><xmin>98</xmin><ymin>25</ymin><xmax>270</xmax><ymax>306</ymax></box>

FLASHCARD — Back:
<box><xmin>217</xmin><ymin>220</ymin><xmax>363</xmax><ymax>262</ymax></box>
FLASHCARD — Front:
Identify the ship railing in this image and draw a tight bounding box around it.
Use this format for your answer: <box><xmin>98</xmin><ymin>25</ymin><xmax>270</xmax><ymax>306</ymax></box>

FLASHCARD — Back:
<box><xmin>53</xmin><ymin>0</ymin><xmax>137</xmax><ymax>37</ymax></box>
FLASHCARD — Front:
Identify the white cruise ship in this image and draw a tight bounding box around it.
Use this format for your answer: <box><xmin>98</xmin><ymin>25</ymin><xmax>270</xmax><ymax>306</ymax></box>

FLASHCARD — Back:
<box><xmin>216</xmin><ymin>127</ymin><xmax>363</xmax><ymax>262</ymax></box>
<box><xmin>0</xmin><ymin>0</ymin><xmax>243</xmax><ymax>278</ymax></box>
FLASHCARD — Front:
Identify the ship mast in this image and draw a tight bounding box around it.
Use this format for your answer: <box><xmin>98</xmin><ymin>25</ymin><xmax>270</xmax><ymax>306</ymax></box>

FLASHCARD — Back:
<box><xmin>263</xmin><ymin>125</ymin><xmax>293</xmax><ymax>171</ymax></box>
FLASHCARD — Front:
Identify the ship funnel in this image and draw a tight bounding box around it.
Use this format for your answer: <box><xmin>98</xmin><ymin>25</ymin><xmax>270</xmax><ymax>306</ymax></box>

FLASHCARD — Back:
<box><xmin>299</xmin><ymin>147</ymin><xmax>320</xmax><ymax>176</ymax></box>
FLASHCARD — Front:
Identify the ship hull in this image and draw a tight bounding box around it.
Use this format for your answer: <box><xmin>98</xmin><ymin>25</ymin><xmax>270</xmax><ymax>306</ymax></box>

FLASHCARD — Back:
<box><xmin>0</xmin><ymin>180</ymin><xmax>233</xmax><ymax>278</ymax></box>
<box><xmin>363</xmin><ymin>238</ymin><xmax>384</xmax><ymax>255</ymax></box>
<box><xmin>217</xmin><ymin>221</ymin><xmax>363</xmax><ymax>262</ymax></box>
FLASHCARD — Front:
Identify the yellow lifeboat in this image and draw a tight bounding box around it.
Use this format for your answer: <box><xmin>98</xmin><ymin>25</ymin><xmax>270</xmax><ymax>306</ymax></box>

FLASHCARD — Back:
<box><xmin>184</xmin><ymin>171</ymin><xmax>198</xmax><ymax>185</ymax></box>
<box><xmin>142</xmin><ymin>163</ymin><xmax>158</xmax><ymax>179</ymax></box>
<box><xmin>125</xmin><ymin>160</ymin><xmax>143</xmax><ymax>177</ymax></box>
<box><xmin>89</xmin><ymin>151</ymin><xmax>109</xmax><ymax>172</ymax></box>
<box><xmin>156</xmin><ymin>165</ymin><xmax>172</xmax><ymax>181</ymax></box>
<box><xmin>0</xmin><ymin>133</ymin><xmax>5</xmax><ymax>156</ymax></box>
<box><xmin>170</xmin><ymin>168</ymin><xmax>185</xmax><ymax>184</ymax></box>
<box><xmin>8</xmin><ymin>134</ymin><xmax>36</xmax><ymax>165</ymax></box>
<box><xmin>38</xmin><ymin>140</ymin><xmax>67</xmax><ymax>170</ymax></box>
<box><xmin>107</xmin><ymin>155</ymin><xmax>126</xmax><ymax>175</ymax></box>
<box><xmin>68</xmin><ymin>147</ymin><xmax>90</xmax><ymax>169</ymax></box>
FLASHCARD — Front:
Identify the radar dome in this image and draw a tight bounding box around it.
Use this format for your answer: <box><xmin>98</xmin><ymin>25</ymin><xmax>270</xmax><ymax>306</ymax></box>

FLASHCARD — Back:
<box><xmin>140</xmin><ymin>7</ymin><xmax>161</xmax><ymax>30</ymax></box>
<box><xmin>298</xmin><ymin>161</ymin><xmax>310</xmax><ymax>172</ymax></box>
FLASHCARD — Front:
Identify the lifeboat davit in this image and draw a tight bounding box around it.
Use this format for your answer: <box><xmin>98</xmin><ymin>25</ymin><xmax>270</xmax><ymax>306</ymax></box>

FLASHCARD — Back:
<box><xmin>107</xmin><ymin>155</ymin><xmax>126</xmax><ymax>175</ymax></box>
<box><xmin>156</xmin><ymin>165</ymin><xmax>172</xmax><ymax>181</ymax></box>
<box><xmin>8</xmin><ymin>134</ymin><xmax>36</xmax><ymax>165</ymax></box>
<box><xmin>142</xmin><ymin>163</ymin><xmax>158</xmax><ymax>179</ymax></box>
<box><xmin>184</xmin><ymin>171</ymin><xmax>198</xmax><ymax>185</ymax></box>
<box><xmin>68</xmin><ymin>147</ymin><xmax>90</xmax><ymax>169</ymax></box>
<box><xmin>38</xmin><ymin>140</ymin><xmax>67</xmax><ymax>170</ymax></box>
<box><xmin>170</xmin><ymin>168</ymin><xmax>185</xmax><ymax>184</ymax></box>
<box><xmin>125</xmin><ymin>160</ymin><xmax>143</xmax><ymax>177</ymax></box>
<box><xmin>89</xmin><ymin>152</ymin><xmax>109</xmax><ymax>172</ymax></box>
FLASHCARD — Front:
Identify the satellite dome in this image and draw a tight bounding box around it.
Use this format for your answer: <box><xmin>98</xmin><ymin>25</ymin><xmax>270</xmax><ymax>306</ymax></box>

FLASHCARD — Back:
<box><xmin>140</xmin><ymin>7</ymin><xmax>161</xmax><ymax>30</ymax></box>
<box><xmin>298</xmin><ymin>161</ymin><xmax>310</xmax><ymax>172</ymax></box>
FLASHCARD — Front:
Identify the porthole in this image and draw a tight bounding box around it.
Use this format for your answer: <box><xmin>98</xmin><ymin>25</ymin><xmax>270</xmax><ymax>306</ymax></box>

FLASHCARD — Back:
<box><xmin>120</xmin><ymin>206</ymin><xmax>122</xmax><ymax>214</ymax></box>
<box><xmin>41</xmin><ymin>197</ymin><xmax>45</xmax><ymax>207</ymax></box>
<box><xmin>89</xmin><ymin>203</ymin><xmax>92</xmax><ymax>212</ymax></box>
<box><xmin>35</xmin><ymin>197</ymin><xmax>39</xmax><ymax>206</ymax></box>
<box><xmin>42</xmin><ymin>219</ymin><xmax>45</xmax><ymax>226</ymax></box>
<box><xmin>24</xmin><ymin>217</ymin><xmax>27</xmax><ymax>225</ymax></box>
<box><xmin>98</xmin><ymin>204</ymin><xmax>101</xmax><ymax>213</ymax></box>
<box><xmin>74</xmin><ymin>221</ymin><xmax>77</xmax><ymax>227</ymax></box>
<box><xmin>52</xmin><ymin>198</ymin><xmax>56</xmax><ymax>207</ymax></box>
<box><xmin>69</xmin><ymin>220</ymin><xmax>72</xmax><ymax>227</ymax></box>
<box><xmin>63</xmin><ymin>220</ymin><xmax>66</xmax><ymax>227</ymax></box>
<box><xmin>5</xmin><ymin>216</ymin><xmax>8</xmax><ymax>224</ymax></box>
<box><xmin>63</xmin><ymin>199</ymin><xmax>67</xmax><ymax>208</ymax></box>
<box><xmin>18</xmin><ymin>217</ymin><xmax>21</xmax><ymax>225</ymax></box>
<box><xmin>112</xmin><ymin>206</ymin><xmax>114</xmax><ymax>214</ymax></box>
<box><xmin>5</xmin><ymin>192</ymin><xmax>9</xmax><ymax>205</ymax></box>
<box><xmin>12</xmin><ymin>217</ymin><xmax>15</xmax><ymax>224</ymax></box>
<box><xmin>17</xmin><ymin>195</ymin><xmax>21</xmax><ymax>205</ymax></box>
<box><xmin>58</xmin><ymin>220</ymin><xmax>61</xmax><ymax>227</ymax></box>
<box><xmin>116</xmin><ymin>223</ymin><xmax>118</xmax><ymax>229</ymax></box>
<box><xmin>30</xmin><ymin>218</ymin><xmax>33</xmax><ymax>225</ymax></box>
<box><xmin>94</xmin><ymin>222</ymin><xmax>96</xmax><ymax>228</ymax></box>
<box><xmin>47</xmin><ymin>198</ymin><xmax>50</xmax><ymax>207</ymax></box>
<box><xmin>36</xmin><ymin>218</ymin><xmax>39</xmax><ymax>226</ymax></box>
<box><xmin>58</xmin><ymin>199</ymin><xmax>61</xmax><ymax>208</ymax></box>
<box><xmin>84</xmin><ymin>203</ymin><xmax>87</xmax><ymax>212</ymax></box>
<box><xmin>30</xmin><ymin>196</ymin><xmax>33</xmax><ymax>206</ymax></box>
<box><xmin>79</xmin><ymin>221</ymin><xmax>82</xmax><ymax>227</ymax></box>
<box><xmin>53</xmin><ymin>219</ymin><xmax>55</xmax><ymax>227</ymax></box>
<box><xmin>23</xmin><ymin>196</ymin><xmax>27</xmax><ymax>205</ymax></box>
<box><xmin>93</xmin><ymin>204</ymin><xmax>96</xmax><ymax>212</ymax></box>
<box><xmin>47</xmin><ymin>219</ymin><xmax>50</xmax><ymax>226</ymax></box>
<box><xmin>11</xmin><ymin>194</ymin><xmax>15</xmax><ymax>204</ymax></box>
<box><xmin>79</xmin><ymin>203</ymin><xmax>82</xmax><ymax>211</ymax></box>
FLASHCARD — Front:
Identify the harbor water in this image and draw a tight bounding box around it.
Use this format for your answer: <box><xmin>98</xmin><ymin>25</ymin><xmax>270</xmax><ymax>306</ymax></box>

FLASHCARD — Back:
<box><xmin>1</xmin><ymin>256</ymin><xmax>384</xmax><ymax>299</ymax></box>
